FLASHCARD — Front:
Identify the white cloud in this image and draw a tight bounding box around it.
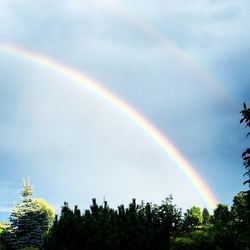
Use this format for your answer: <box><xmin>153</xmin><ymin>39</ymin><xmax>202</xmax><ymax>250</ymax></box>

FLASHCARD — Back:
<box><xmin>0</xmin><ymin>207</ymin><xmax>12</xmax><ymax>213</ymax></box>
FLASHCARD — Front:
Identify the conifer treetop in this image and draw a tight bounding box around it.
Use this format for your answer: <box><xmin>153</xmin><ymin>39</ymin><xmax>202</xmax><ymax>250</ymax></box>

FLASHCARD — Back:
<box><xmin>20</xmin><ymin>178</ymin><xmax>33</xmax><ymax>199</ymax></box>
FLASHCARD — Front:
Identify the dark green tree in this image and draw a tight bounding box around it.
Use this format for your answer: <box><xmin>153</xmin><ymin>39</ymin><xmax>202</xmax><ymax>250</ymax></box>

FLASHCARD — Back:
<box><xmin>202</xmin><ymin>208</ymin><xmax>210</xmax><ymax>225</ymax></box>
<box><xmin>210</xmin><ymin>204</ymin><xmax>235</xmax><ymax>249</ymax></box>
<box><xmin>231</xmin><ymin>192</ymin><xmax>250</xmax><ymax>248</ymax></box>
<box><xmin>46</xmin><ymin>197</ymin><xmax>181</xmax><ymax>250</ymax></box>
<box><xmin>212</xmin><ymin>204</ymin><xmax>231</xmax><ymax>226</ymax></box>
<box><xmin>240</xmin><ymin>102</ymin><xmax>250</xmax><ymax>200</ymax></box>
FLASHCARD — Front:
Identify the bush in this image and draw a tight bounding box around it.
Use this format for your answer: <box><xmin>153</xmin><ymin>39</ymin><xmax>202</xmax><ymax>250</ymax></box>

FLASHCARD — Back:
<box><xmin>189</xmin><ymin>230</ymin><xmax>215</xmax><ymax>250</ymax></box>
<box><xmin>0</xmin><ymin>223</ymin><xmax>7</xmax><ymax>235</ymax></box>
<box><xmin>34</xmin><ymin>199</ymin><xmax>55</xmax><ymax>232</ymax></box>
<box><xmin>172</xmin><ymin>229</ymin><xmax>215</xmax><ymax>250</ymax></box>
<box><xmin>172</xmin><ymin>237</ymin><xmax>195</xmax><ymax>250</ymax></box>
<box><xmin>0</xmin><ymin>223</ymin><xmax>9</xmax><ymax>250</ymax></box>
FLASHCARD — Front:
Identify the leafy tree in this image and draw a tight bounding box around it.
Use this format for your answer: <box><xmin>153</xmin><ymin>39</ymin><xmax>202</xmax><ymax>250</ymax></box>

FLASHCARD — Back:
<box><xmin>183</xmin><ymin>206</ymin><xmax>202</xmax><ymax>231</ymax></box>
<box><xmin>231</xmin><ymin>192</ymin><xmax>250</xmax><ymax>248</ymax></box>
<box><xmin>155</xmin><ymin>196</ymin><xmax>182</xmax><ymax>249</ymax></box>
<box><xmin>212</xmin><ymin>204</ymin><xmax>231</xmax><ymax>226</ymax></box>
<box><xmin>211</xmin><ymin>204</ymin><xmax>235</xmax><ymax>249</ymax></box>
<box><xmin>233</xmin><ymin>102</ymin><xmax>250</xmax><ymax>249</ymax></box>
<box><xmin>34</xmin><ymin>199</ymin><xmax>55</xmax><ymax>232</ymax></box>
<box><xmin>5</xmin><ymin>179</ymin><xmax>54</xmax><ymax>249</ymax></box>
<box><xmin>202</xmin><ymin>208</ymin><xmax>210</xmax><ymax>225</ymax></box>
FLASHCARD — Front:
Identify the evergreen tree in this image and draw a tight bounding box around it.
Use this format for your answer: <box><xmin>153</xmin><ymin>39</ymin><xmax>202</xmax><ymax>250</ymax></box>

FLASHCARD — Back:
<box><xmin>45</xmin><ymin>197</ymin><xmax>181</xmax><ymax>250</ymax></box>
<box><xmin>6</xmin><ymin>179</ymin><xmax>54</xmax><ymax>249</ymax></box>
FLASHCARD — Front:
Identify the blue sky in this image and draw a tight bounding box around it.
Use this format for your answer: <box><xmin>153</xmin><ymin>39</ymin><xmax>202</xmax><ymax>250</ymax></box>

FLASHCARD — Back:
<box><xmin>0</xmin><ymin>0</ymin><xmax>250</xmax><ymax>220</ymax></box>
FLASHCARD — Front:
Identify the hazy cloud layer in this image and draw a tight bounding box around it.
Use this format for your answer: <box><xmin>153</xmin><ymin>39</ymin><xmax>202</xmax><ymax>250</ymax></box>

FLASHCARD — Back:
<box><xmin>0</xmin><ymin>0</ymin><xmax>250</xmax><ymax>216</ymax></box>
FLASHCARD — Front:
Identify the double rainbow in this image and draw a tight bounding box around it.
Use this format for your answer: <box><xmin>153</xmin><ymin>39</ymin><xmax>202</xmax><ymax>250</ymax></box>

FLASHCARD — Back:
<box><xmin>0</xmin><ymin>42</ymin><xmax>218</xmax><ymax>209</ymax></box>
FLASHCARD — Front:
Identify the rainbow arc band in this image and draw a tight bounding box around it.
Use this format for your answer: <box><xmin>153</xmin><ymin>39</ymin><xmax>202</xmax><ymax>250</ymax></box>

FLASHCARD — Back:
<box><xmin>0</xmin><ymin>42</ymin><xmax>218</xmax><ymax>209</ymax></box>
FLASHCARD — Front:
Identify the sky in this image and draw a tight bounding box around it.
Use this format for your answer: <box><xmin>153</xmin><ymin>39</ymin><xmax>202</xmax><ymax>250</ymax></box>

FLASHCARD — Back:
<box><xmin>0</xmin><ymin>0</ymin><xmax>250</xmax><ymax>220</ymax></box>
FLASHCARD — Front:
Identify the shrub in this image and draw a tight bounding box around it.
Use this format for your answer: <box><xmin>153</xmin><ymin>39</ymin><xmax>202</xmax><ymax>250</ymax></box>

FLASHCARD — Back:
<box><xmin>172</xmin><ymin>237</ymin><xmax>195</xmax><ymax>250</ymax></box>
<box><xmin>0</xmin><ymin>223</ymin><xmax>9</xmax><ymax>250</ymax></box>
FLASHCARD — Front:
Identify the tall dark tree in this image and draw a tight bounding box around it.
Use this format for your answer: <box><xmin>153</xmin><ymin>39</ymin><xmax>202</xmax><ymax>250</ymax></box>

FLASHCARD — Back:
<box><xmin>212</xmin><ymin>204</ymin><xmax>231</xmax><ymax>225</ymax></box>
<box><xmin>202</xmin><ymin>208</ymin><xmax>210</xmax><ymax>225</ymax></box>
<box><xmin>240</xmin><ymin>102</ymin><xmax>250</xmax><ymax>200</ymax></box>
<box><xmin>211</xmin><ymin>204</ymin><xmax>235</xmax><ymax>249</ymax></box>
<box><xmin>231</xmin><ymin>192</ymin><xmax>250</xmax><ymax>248</ymax></box>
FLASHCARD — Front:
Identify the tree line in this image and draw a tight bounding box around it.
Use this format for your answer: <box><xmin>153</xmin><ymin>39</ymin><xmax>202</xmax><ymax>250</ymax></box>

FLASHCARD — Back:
<box><xmin>1</xmin><ymin>189</ymin><xmax>249</xmax><ymax>250</ymax></box>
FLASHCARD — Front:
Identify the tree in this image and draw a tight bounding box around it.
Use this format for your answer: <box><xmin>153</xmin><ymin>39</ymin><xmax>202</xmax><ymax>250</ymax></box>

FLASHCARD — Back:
<box><xmin>183</xmin><ymin>206</ymin><xmax>202</xmax><ymax>231</ymax></box>
<box><xmin>46</xmin><ymin>197</ymin><xmax>182</xmax><ymax>250</ymax></box>
<box><xmin>202</xmin><ymin>208</ymin><xmax>210</xmax><ymax>225</ymax></box>
<box><xmin>231</xmin><ymin>192</ymin><xmax>250</xmax><ymax>248</ymax></box>
<box><xmin>210</xmin><ymin>204</ymin><xmax>235</xmax><ymax>249</ymax></box>
<box><xmin>212</xmin><ymin>204</ymin><xmax>231</xmax><ymax>226</ymax></box>
<box><xmin>156</xmin><ymin>196</ymin><xmax>182</xmax><ymax>249</ymax></box>
<box><xmin>34</xmin><ymin>198</ymin><xmax>55</xmax><ymax>232</ymax></box>
<box><xmin>5</xmin><ymin>179</ymin><xmax>54</xmax><ymax>249</ymax></box>
<box><xmin>240</xmin><ymin>102</ymin><xmax>250</xmax><ymax>200</ymax></box>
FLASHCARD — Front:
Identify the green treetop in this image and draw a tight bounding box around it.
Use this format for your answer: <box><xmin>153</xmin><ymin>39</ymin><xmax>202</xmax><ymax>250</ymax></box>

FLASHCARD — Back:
<box><xmin>20</xmin><ymin>179</ymin><xmax>33</xmax><ymax>199</ymax></box>
<box><xmin>183</xmin><ymin>206</ymin><xmax>202</xmax><ymax>231</ymax></box>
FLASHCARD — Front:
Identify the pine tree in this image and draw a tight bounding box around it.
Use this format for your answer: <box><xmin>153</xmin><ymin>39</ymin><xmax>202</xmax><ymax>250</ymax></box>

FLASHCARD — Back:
<box><xmin>6</xmin><ymin>179</ymin><xmax>53</xmax><ymax>249</ymax></box>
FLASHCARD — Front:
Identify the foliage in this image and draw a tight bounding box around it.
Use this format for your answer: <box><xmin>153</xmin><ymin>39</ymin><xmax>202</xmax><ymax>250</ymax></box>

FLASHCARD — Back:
<box><xmin>172</xmin><ymin>228</ymin><xmax>215</xmax><ymax>250</ymax></box>
<box><xmin>20</xmin><ymin>179</ymin><xmax>33</xmax><ymax>198</ymax></box>
<box><xmin>212</xmin><ymin>204</ymin><xmax>231</xmax><ymax>226</ymax></box>
<box><xmin>171</xmin><ymin>237</ymin><xmax>195</xmax><ymax>250</ymax></box>
<box><xmin>240</xmin><ymin>102</ymin><xmax>250</xmax><ymax>195</ymax></box>
<box><xmin>45</xmin><ymin>196</ymin><xmax>181</xmax><ymax>250</ymax></box>
<box><xmin>3</xmin><ymin>179</ymin><xmax>54</xmax><ymax>250</ymax></box>
<box><xmin>0</xmin><ymin>223</ymin><xmax>6</xmax><ymax>235</ymax></box>
<box><xmin>182</xmin><ymin>206</ymin><xmax>202</xmax><ymax>231</ymax></box>
<box><xmin>0</xmin><ymin>223</ymin><xmax>10</xmax><ymax>249</ymax></box>
<box><xmin>0</xmin><ymin>225</ymin><xmax>6</xmax><ymax>250</ymax></box>
<box><xmin>202</xmin><ymin>208</ymin><xmax>210</xmax><ymax>225</ymax></box>
<box><xmin>33</xmin><ymin>199</ymin><xmax>55</xmax><ymax>232</ymax></box>
<box><xmin>231</xmin><ymin>192</ymin><xmax>250</xmax><ymax>248</ymax></box>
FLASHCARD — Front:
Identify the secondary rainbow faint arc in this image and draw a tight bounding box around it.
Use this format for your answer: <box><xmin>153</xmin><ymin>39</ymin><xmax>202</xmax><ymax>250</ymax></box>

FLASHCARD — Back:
<box><xmin>105</xmin><ymin>2</ymin><xmax>236</xmax><ymax>108</ymax></box>
<box><xmin>0</xmin><ymin>42</ymin><xmax>218</xmax><ymax>209</ymax></box>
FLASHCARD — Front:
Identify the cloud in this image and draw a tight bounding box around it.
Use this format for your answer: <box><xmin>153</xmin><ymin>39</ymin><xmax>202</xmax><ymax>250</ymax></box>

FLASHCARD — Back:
<box><xmin>0</xmin><ymin>0</ymin><xmax>249</xmax><ymax>210</ymax></box>
<box><xmin>0</xmin><ymin>58</ymin><xmax>213</xmax><ymax>210</ymax></box>
<box><xmin>0</xmin><ymin>207</ymin><xmax>12</xmax><ymax>213</ymax></box>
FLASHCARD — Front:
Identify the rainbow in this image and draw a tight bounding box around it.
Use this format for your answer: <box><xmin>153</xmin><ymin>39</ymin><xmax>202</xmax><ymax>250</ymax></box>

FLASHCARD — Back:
<box><xmin>0</xmin><ymin>42</ymin><xmax>218</xmax><ymax>209</ymax></box>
